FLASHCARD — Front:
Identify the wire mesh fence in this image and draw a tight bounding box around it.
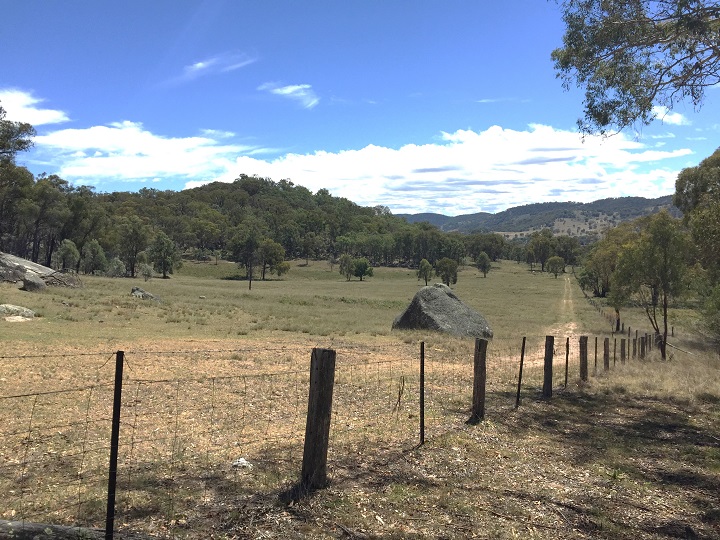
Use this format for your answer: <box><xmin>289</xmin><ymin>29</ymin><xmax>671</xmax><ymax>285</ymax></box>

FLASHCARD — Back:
<box><xmin>0</xmin><ymin>333</ymin><xmax>655</xmax><ymax>538</ymax></box>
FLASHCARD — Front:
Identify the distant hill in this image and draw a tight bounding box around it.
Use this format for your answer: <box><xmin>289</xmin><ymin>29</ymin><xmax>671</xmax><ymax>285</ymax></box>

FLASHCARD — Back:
<box><xmin>398</xmin><ymin>195</ymin><xmax>680</xmax><ymax>239</ymax></box>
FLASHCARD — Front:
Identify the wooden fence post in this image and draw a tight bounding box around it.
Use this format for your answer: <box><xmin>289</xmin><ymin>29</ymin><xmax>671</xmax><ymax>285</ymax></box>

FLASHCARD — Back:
<box><xmin>105</xmin><ymin>351</ymin><xmax>125</xmax><ymax>540</ymax></box>
<box><xmin>603</xmin><ymin>338</ymin><xmax>610</xmax><ymax>371</ymax></box>
<box><xmin>633</xmin><ymin>337</ymin><xmax>637</xmax><ymax>358</ymax></box>
<box><xmin>301</xmin><ymin>348</ymin><xmax>336</xmax><ymax>490</ymax></box>
<box><xmin>468</xmin><ymin>338</ymin><xmax>488</xmax><ymax>424</ymax></box>
<box><xmin>419</xmin><ymin>342</ymin><xmax>425</xmax><ymax>445</ymax></box>
<box><xmin>543</xmin><ymin>336</ymin><xmax>554</xmax><ymax>398</ymax></box>
<box><xmin>640</xmin><ymin>335</ymin><xmax>646</xmax><ymax>359</ymax></box>
<box><xmin>594</xmin><ymin>336</ymin><xmax>598</xmax><ymax>374</ymax></box>
<box><xmin>613</xmin><ymin>338</ymin><xmax>617</xmax><ymax>366</ymax></box>
<box><xmin>515</xmin><ymin>337</ymin><xmax>527</xmax><ymax>408</ymax></box>
<box><xmin>579</xmin><ymin>336</ymin><xmax>588</xmax><ymax>382</ymax></box>
<box><xmin>620</xmin><ymin>338</ymin><xmax>626</xmax><ymax>365</ymax></box>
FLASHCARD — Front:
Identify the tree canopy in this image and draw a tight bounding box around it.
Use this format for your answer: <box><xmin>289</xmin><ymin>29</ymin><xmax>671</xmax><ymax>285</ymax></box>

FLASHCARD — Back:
<box><xmin>553</xmin><ymin>0</ymin><xmax>720</xmax><ymax>134</ymax></box>
<box><xmin>0</xmin><ymin>104</ymin><xmax>35</xmax><ymax>163</ymax></box>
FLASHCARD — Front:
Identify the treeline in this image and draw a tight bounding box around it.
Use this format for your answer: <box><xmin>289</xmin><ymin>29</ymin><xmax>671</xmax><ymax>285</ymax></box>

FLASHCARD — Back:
<box><xmin>0</xmin><ymin>163</ymin><xmax>588</xmax><ymax>281</ymax></box>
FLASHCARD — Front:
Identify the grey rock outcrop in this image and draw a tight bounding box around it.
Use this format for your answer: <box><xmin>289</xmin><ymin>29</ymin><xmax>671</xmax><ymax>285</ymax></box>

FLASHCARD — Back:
<box><xmin>392</xmin><ymin>284</ymin><xmax>493</xmax><ymax>338</ymax></box>
<box><xmin>0</xmin><ymin>252</ymin><xmax>54</xmax><ymax>281</ymax></box>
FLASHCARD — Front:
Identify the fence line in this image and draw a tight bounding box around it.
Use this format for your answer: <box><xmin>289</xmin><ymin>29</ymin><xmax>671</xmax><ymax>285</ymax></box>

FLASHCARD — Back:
<box><xmin>0</xmin><ymin>333</ymin><xmax>672</xmax><ymax>538</ymax></box>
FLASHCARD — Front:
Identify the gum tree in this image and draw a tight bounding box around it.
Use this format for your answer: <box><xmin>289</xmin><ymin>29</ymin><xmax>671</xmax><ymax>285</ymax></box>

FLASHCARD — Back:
<box><xmin>612</xmin><ymin>211</ymin><xmax>689</xmax><ymax>359</ymax></box>
<box><xmin>553</xmin><ymin>0</ymin><xmax>720</xmax><ymax>135</ymax></box>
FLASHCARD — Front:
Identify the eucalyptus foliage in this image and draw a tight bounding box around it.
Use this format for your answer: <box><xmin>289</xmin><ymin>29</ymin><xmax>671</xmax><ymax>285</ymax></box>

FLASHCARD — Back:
<box><xmin>553</xmin><ymin>0</ymin><xmax>720</xmax><ymax>134</ymax></box>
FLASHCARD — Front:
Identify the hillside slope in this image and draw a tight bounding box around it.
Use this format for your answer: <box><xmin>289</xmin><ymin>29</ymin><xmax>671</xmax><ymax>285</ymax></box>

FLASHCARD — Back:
<box><xmin>399</xmin><ymin>195</ymin><xmax>679</xmax><ymax>236</ymax></box>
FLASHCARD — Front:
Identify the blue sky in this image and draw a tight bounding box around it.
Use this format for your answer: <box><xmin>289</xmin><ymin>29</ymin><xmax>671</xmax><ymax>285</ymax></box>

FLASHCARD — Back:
<box><xmin>2</xmin><ymin>1</ymin><xmax>718</xmax><ymax>215</ymax></box>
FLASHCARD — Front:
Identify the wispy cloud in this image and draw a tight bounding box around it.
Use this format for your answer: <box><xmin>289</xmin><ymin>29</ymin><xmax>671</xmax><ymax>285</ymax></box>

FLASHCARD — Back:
<box><xmin>0</xmin><ymin>88</ymin><xmax>69</xmax><ymax>125</ymax></box>
<box><xmin>652</xmin><ymin>106</ymin><xmax>691</xmax><ymax>126</ymax></box>
<box><xmin>176</xmin><ymin>51</ymin><xmax>256</xmax><ymax>83</ymax></box>
<box><xmin>257</xmin><ymin>83</ymin><xmax>320</xmax><ymax>109</ymax></box>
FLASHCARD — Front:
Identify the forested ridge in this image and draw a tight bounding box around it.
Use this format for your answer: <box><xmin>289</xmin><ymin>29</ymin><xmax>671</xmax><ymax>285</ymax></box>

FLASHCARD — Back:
<box><xmin>5</xmin><ymin>159</ymin><xmax>673</xmax><ymax>279</ymax></box>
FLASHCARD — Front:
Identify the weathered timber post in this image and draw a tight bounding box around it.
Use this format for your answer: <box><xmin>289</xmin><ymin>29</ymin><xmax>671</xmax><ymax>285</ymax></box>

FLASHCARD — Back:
<box><xmin>603</xmin><ymin>338</ymin><xmax>610</xmax><ymax>371</ymax></box>
<box><xmin>613</xmin><ymin>338</ymin><xmax>617</xmax><ymax>366</ymax></box>
<box><xmin>620</xmin><ymin>338</ymin><xmax>626</xmax><ymax>365</ymax></box>
<box><xmin>301</xmin><ymin>348</ymin><xmax>336</xmax><ymax>490</ymax></box>
<box><xmin>543</xmin><ymin>336</ymin><xmax>554</xmax><ymax>398</ymax></box>
<box><xmin>419</xmin><ymin>342</ymin><xmax>425</xmax><ymax>445</ymax></box>
<box><xmin>640</xmin><ymin>335</ymin><xmax>646</xmax><ymax>359</ymax></box>
<box><xmin>515</xmin><ymin>337</ymin><xmax>527</xmax><ymax>408</ymax></box>
<box><xmin>594</xmin><ymin>336</ymin><xmax>598</xmax><ymax>374</ymax></box>
<box><xmin>106</xmin><ymin>351</ymin><xmax>125</xmax><ymax>540</ymax></box>
<box><xmin>564</xmin><ymin>337</ymin><xmax>570</xmax><ymax>388</ymax></box>
<box><xmin>468</xmin><ymin>338</ymin><xmax>488</xmax><ymax>424</ymax></box>
<box><xmin>633</xmin><ymin>337</ymin><xmax>637</xmax><ymax>358</ymax></box>
<box><xmin>579</xmin><ymin>336</ymin><xmax>588</xmax><ymax>382</ymax></box>
<box><xmin>672</xmin><ymin>326</ymin><xmax>674</xmax><ymax>337</ymax></box>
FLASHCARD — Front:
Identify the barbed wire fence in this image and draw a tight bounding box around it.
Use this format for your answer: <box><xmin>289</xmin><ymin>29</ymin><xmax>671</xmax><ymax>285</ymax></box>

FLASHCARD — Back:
<box><xmin>0</xmin><ymin>332</ymin><xmax>664</xmax><ymax>538</ymax></box>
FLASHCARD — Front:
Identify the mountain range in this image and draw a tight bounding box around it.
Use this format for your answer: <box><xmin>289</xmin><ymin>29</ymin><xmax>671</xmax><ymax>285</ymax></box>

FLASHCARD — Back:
<box><xmin>398</xmin><ymin>195</ymin><xmax>680</xmax><ymax>238</ymax></box>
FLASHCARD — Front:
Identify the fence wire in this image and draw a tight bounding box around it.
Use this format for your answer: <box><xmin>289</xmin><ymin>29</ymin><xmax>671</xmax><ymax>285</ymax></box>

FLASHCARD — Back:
<box><xmin>0</xmin><ymin>334</ymin><xmax>656</xmax><ymax>538</ymax></box>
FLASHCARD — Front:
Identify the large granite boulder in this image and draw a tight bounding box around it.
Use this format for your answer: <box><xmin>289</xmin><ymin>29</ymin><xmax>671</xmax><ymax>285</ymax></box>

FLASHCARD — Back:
<box><xmin>22</xmin><ymin>272</ymin><xmax>47</xmax><ymax>292</ymax></box>
<box><xmin>392</xmin><ymin>283</ymin><xmax>493</xmax><ymax>338</ymax></box>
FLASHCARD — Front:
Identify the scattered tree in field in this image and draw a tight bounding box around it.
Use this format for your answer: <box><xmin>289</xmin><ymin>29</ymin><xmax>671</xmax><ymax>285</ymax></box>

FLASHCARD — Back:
<box><xmin>228</xmin><ymin>218</ymin><xmax>266</xmax><ymax>289</ymax></box>
<box><xmin>555</xmin><ymin>235</ymin><xmax>580</xmax><ymax>268</ymax></box>
<box><xmin>546</xmin><ymin>256</ymin><xmax>565</xmax><ymax>278</ymax></box>
<box><xmin>352</xmin><ymin>258</ymin><xmax>373</xmax><ymax>281</ymax></box>
<box><xmin>418</xmin><ymin>258</ymin><xmax>433</xmax><ymax>285</ymax></box>
<box><xmin>612</xmin><ymin>211</ymin><xmax>689</xmax><ymax>359</ymax></box>
<box><xmin>435</xmin><ymin>257</ymin><xmax>458</xmax><ymax>286</ymax></box>
<box><xmin>117</xmin><ymin>215</ymin><xmax>151</xmax><ymax>278</ymax></box>
<box><xmin>139</xmin><ymin>263</ymin><xmax>154</xmax><ymax>281</ymax></box>
<box><xmin>81</xmin><ymin>239</ymin><xmax>107</xmax><ymax>275</ymax></box>
<box><xmin>528</xmin><ymin>229</ymin><xmax>555</xmax><ymax>272</ymax></box>
<box><xmin>54</xmin><ymin>239</ymin><xmax>80</xmax><ymax>271</ymax></box>
<box><xmin>475</xmin><ymin>251</ymin><xmax>492</xmax><ymax>277</ymax></box>
<box><xmin>273</xmin><ymin>261</ymin><xmax>291</xmax><ymax>277</ymax></box>
<box><xmin>257</xmin><ymin>238</ymin><xmax>286</xmax><ymax>280</ymax></box>
<box><xmin>553</xmin><ymin>0</ymin><xmax>720</xmax><ymax>135</ymax></box>
<box><xmin>106</xmin><ymin>257</ymin><xmax>126</xmax><ymax>278</ymax></box>
<box><xmin>339</xmin><ymin>254</ymin><xmax>354</xmax><ymax>281</ymax></box>
<box><xmin>149</xmin><ymin>231</ymin><xmax>182</xmax><ymax>278</ymax></box>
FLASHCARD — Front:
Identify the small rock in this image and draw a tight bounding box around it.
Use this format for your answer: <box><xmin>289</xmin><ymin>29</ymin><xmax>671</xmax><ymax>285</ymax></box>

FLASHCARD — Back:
<box><xmin>131</xmin><ymin>287</ymin><xmax>158</xmax><ymax>301</ymax></box>
<box><xmin>231</xmin><ymin>457</ymin><xmax>253</xmax><ymax>469</ymax></box>
<box><xmin>0</xmin><ymin>304</ymin><xmax>35</xmax><ymax>318</ymax></box>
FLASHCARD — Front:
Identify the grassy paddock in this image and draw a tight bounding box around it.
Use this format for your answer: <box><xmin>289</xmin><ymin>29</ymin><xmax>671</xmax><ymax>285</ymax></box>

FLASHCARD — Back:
<box><xmin>1</xmin><ymin>259</ymin><xmax>718</xmax><ymax>538</ymax></box>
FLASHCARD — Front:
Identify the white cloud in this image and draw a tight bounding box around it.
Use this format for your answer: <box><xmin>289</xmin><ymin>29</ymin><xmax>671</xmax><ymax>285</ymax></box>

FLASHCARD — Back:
<box><xmin>29</xmin><ymin>106</ymin><xmax>692</xmax><ymax>215</ymax></box>
<box><xmin>35</xmin><ymin>121</ymin><xmax>267</xmax><ymax>183</ymax></box>
<box><xmin>0</xmin><ymin>88</ymin><xmax>69</xmax><ymax>125</ymax></box>
<box><xmin>258</xmin><ymin>82</ymin><xmax>320</xmax><ymax>109</ymax></box>
<box><xmin>181</xmin><ymin>124</ymin><xmax>691</xmax><ymax>214</ymax></box>
<box><xmin>652</xmin><ymin>106</ymin><xmax>691</xmax><ymax>126</ymax></box>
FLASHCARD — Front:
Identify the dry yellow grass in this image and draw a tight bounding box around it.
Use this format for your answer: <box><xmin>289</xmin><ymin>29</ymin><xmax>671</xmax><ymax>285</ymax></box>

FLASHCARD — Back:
<box><xmin>1</xmin><ymin>260</ymin><xmax>718</xmax><ymax>539</ymax></box>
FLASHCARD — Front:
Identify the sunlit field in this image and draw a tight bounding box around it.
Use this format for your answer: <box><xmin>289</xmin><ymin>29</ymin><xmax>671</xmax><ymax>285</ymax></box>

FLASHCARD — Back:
<box><xmin>1</xmin><ymin>259</ymin><xmax>718</xmax><ymax>539</ymax></box>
